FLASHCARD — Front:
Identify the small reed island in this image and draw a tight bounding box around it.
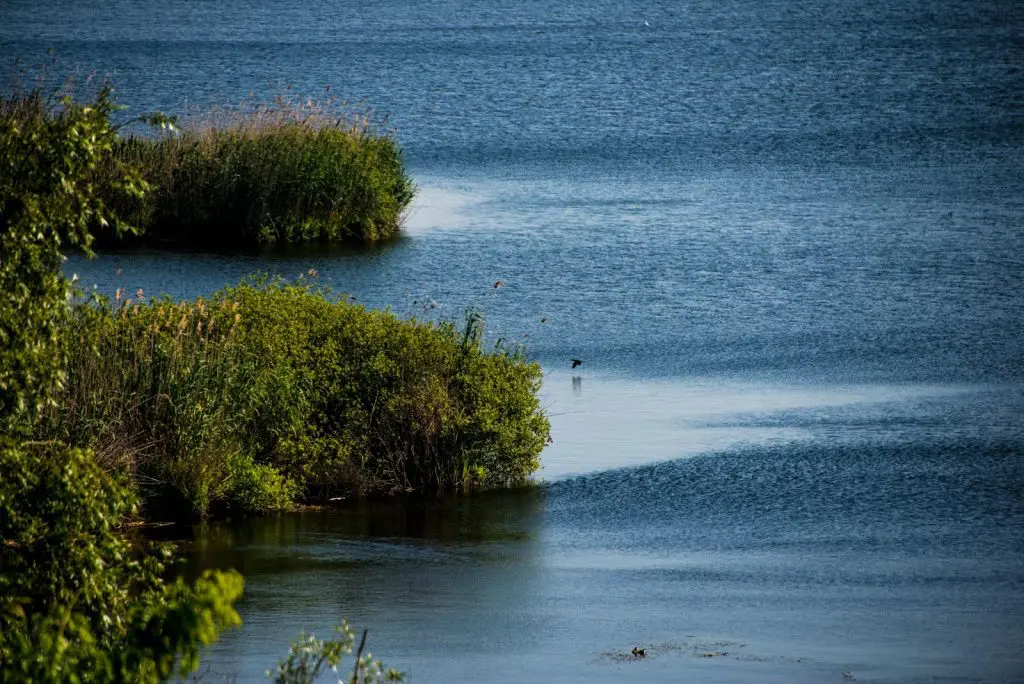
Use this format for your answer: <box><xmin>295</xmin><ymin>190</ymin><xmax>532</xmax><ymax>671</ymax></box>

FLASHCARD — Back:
<box><xmin>100</xmin><ymin>93</ymin><xmax>416</xmax><ymax>247</ymax></box>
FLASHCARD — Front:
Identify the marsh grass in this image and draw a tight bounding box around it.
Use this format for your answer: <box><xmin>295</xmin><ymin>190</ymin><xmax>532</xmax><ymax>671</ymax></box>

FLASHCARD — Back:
<box><xmin>40</xmin><ymin>289</ymin><xmax>282</xmax><ymax>516</ymax></box>
<box><xmin>38</xmin><ymin>280</ymin><xmax>549</xmax><ymax>518</ymax></box>
<box><xmin>105</xmin><ymin>94</ymin><xmax>415</xmax><ymax>247</ymax></box>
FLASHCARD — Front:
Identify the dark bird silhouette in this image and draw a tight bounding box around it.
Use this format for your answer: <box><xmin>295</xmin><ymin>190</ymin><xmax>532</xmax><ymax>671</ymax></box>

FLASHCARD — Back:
<box><xmin>631</xmin><ymin>647</ymin><xmax>646</xmax><ymax>657</ymax></box>
<box><xmin>571</xmin><ymin>359</ymin><xmax>583</xmax><ymax>370</ymax></box>
<box><xmin>494</xmin><ymin>280</ymin><xmax>504</xmax><ymax>288</ymax></box>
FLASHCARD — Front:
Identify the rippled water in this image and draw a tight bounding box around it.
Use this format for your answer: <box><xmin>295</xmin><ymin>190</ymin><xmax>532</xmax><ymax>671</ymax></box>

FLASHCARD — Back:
<box><xmin>176</xmin><ymin>384</ymin><xmax>1024</xmax><ymax>682</ymax></box>
<box><xmin>3</xmin><ymin>0</ymin><xmax>1023</xmax><ymax>681</ymax></box>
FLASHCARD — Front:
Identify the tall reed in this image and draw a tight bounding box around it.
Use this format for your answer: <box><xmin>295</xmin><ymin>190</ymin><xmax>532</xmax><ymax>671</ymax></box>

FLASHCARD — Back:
<box><xmin>104</xmin><ymin>95</ymin><xmax>414</xmax><ymax>247</ymax></box>
<box><xmin>39</xmin><ymin>290</ymin><xmax>292</xmax><ymax>516</ymax></box>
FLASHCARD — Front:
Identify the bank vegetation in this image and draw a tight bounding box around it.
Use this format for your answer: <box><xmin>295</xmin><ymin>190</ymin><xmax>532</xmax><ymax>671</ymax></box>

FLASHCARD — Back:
<box><xmin>0</xmin><ymin>78</ymin><xmax>540</xmax><ymax>680</ymax></box>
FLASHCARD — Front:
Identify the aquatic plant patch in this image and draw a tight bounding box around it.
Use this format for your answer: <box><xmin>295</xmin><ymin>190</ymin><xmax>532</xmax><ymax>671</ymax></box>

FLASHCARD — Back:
<box><xmin>107</xmin><ymin>114</ymin><xmax>414</xmax><ymax>246</ymax></box>
<box><xmin>37</xmin><ymin>280</ymin><xmax>550</xmax><ymax>517</ymax></box>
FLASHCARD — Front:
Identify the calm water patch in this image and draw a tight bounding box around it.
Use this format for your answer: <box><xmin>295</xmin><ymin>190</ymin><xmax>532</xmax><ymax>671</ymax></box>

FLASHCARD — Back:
<box><xmin>402</xmin><ymin>180</ymin><xmax>486</xmax><ymax>233</ymax></box>
<box><xmin>539</xmin><ymin>374</ymin><xmax>994</xmax><ymax>477</ymax></box>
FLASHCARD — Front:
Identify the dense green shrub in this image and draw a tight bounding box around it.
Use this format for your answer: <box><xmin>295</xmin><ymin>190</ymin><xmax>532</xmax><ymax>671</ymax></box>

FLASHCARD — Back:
<box><xmin>39</xmin><ymin>281</ymin><xmax>550</xmax><ymax>516</ymax></box>
<box><xmin>221</xmin><ymin>281</ymin><xmax>549</xmax><ymax>497</ymax></box>
<box><xmin>105</xmin><ymin>100</ymin><xmax>414</xmax><ymax>246</ymax></box>
<box><xmin>0</xmin><ymin>440</ymin><xmax>244</xmax><ymax>682</ymax></box>
<box><xmin>0</xmin><ymin>84</ymin><xmax>145</xmax><ymax>430</ymax></box>
<box><xmin>229</xmin><ymin>454</ymin><xmax>301</xmax><ymax>514</ymax></box>
<box><xmin>39</xmin><ymin>290</ymin><xmax>276</xmax><ymax>517</ymax></box>
<box><xmin>0</xmin><ymin>82</ymin><xmax>242</xmax><ymax>681</ymax></box>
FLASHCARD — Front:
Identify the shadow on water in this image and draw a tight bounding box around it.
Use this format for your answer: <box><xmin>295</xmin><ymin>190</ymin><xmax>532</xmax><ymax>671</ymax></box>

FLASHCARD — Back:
<box><xmin>179</xmin><ymin>487</ymin><xmax>555</xmax><ymax>681</ymax></box>
<box><xmin>180</xmin><ymin>485</ymin><xmax>546</xmax><ymax>580</ymax></box>
<box><xmin>90</xmin><ymin>234</ymin><xmax>408</xmax><ymax>261</ymax></box>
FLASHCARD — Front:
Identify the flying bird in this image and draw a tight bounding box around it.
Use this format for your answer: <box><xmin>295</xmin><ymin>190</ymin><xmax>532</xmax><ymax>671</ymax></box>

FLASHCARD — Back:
<box><xmin>571</xmin><ymin>358</ymin><xmax>583</xmax><ymax>370</ymax></box>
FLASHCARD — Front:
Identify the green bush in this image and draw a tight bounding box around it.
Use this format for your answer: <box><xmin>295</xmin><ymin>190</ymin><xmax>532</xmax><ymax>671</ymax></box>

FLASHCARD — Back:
<box><xmin>38</xmin><ymin>280</ymin><xmax>550</xmax><ymax>517</ymax></box>
<box><xmin>0</xmin><ymin>440</ymin><xmax>244</xmax><ymax>682</ymax></box>
<box><xmin>41</xmin><ymin>290</ymin><xmax>259</xmax><ymax>516</ymax></box>
<box><xmin>104</xmin><ymin>99</ymin><xmax>414</xmax><ymax>247</ymax></box>
<box><xmin>230</xmin><ymin>454</ymin><xmax>299</xmax><ymax>514</ymax></box>
<box><xmin>0</xmin><ymin>84</ymin><xmax>145</xmax><ymax>430</ymax></box>
<box><xmin>0</xmin><ymin>82</ymin><xmax>242</xmax><ymax>681</ymax></box>
<box><xmin>221</xmin><ymin>281</ymin><xmax>550</xmax><ymax>497</ymax></box>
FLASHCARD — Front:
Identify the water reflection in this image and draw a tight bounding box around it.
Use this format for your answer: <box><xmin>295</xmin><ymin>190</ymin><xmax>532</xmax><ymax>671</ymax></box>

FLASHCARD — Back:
<box><xmin>181</xmin><ymin>488</ymin><xmax>550</xmax><ymax>679</ymax></box>
<box><xmin>571</xmin><ymin>375</ymin><xmax>583</xmax><ymax>396</ymax></box>
<box><xmin>184</xmin><ymin>486</ymin><xmax>546</xmax><ymax>576</ymax></box>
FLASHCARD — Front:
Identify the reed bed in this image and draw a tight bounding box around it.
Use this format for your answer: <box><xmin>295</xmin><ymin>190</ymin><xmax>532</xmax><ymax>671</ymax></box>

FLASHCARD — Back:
<box><xmin>37</xmin><ymin>280</ymin><xmax>549</xmax><ymax>518</ymax></box>
<box><xmin>105</xmin><ymin>95</ymin><xmax>415</xmax><ymax>247</ymax></box>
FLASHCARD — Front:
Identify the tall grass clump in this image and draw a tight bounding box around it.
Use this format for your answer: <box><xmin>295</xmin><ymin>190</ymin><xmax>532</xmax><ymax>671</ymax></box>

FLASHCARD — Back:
<box><xmin>38</xmin><ymin>289</ymin><xmax>290</xmax><ymax>517</ymax></box>
<box><xmin>37</xmin><ymin>280</ymin><xmax>550</xmax><ymax>517</ymax></box>
<box><xmin>106</xmin><ymin>95</ymin><xmax>415</xmax><ymax>247</ymax></box>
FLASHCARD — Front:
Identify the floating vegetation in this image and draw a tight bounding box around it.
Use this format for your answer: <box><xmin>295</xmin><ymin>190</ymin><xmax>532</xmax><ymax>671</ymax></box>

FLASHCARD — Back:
<box><xmin>600</xmin><ymin>637</ymin><xmax>748</xmax><ymax>664</ymax></box>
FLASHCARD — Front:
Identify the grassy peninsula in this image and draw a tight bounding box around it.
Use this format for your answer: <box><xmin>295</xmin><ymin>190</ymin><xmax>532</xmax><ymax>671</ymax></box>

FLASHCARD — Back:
<box><xmin>0</xmin><ymin>82</ymin><xmax>541</xmax><ymax>680</ymax></box>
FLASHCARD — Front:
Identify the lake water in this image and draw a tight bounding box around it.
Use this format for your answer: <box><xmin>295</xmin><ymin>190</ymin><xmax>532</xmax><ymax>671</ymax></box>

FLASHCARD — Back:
<box><xmin>4</xmin><ymin>0</ymin><xmax>1024</xmax><ymax>681</ymax></box>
